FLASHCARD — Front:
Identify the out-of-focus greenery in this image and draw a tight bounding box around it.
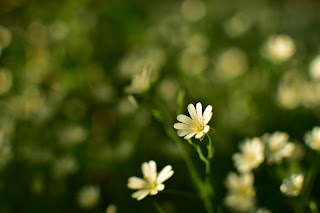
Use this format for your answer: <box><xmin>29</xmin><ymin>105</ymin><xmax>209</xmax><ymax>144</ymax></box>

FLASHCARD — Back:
<box><xmin>1</xmin><ymin>0</ymin><xmax>320</xmax><ymax>212</ymax></box>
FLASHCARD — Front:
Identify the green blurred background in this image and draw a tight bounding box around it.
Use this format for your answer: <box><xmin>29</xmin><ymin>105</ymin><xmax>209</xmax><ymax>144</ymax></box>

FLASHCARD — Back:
<box><xmin>1</xmin><ymin>0</ymin><xmax>320</xmax><ymax>212</ymax></box>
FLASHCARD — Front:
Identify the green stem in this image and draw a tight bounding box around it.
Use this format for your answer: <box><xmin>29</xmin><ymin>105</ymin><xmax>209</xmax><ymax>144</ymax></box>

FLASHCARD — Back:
<box><xmin>153</xmin><ymin>200</ymin><xmax>165</xmax><ymax>213</ymax></box>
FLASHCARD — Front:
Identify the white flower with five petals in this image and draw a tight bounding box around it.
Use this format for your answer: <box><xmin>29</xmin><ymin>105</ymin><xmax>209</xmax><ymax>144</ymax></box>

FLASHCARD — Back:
<box><xmin>174</xmin><ymin>102</ymin><xmax>213</xmax><ymax>140</ymax></box>
<box><xmin>127</xmin><ymin>160</ymin><xmax>174</xmax><ymax>201</ymax></box>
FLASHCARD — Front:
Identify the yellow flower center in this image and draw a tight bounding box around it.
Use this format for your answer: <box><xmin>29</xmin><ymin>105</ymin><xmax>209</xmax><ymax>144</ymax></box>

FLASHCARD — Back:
<box><xmin>192</xmin><ymin>119</ymin><xmax>205</xmax><ymax>131</ymax></box>
<box><xmin>146</xmin><ymin>183</ymin><xmax>157</xmax><ymax>190</ymax></box>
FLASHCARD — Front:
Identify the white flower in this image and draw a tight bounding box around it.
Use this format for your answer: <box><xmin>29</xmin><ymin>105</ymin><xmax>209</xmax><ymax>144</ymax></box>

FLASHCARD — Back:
<box><xmin>262</xmin><ymin>34</ymin><xmax>296</xmax><ymax>63</ymax></box>
<box><xmin>280</xmin><ymin>173</ymin><xmax>304</xmax><ymax>196</ymax></box>
<box><xmin>233</xmin><ymin>137</ymin><xmax>265</xmax><ymax>173</ymax></box>
<box><xmin>224</xmin><ymin>172</ymin><xmax>256</xmax><ymax>212</ymax></box>
<box><xmin>77</xmin><ymin>185</ymin><xmax>101</xmax><ymax>209</ymax></box>
<box><xmin>128</xmin><ymin>160</ymin><xmax>174</xmax><ymax>201</ymax></box>
<box><xmin>262</xmin><ymin>132</ymin><xmax>295</xmax><ymax>164</ymax></box>
<box><xmin>173</xmin><ymin>102</ymin><xmax>212</xmax><ymax>140</ymax></box>
<box><xmin>304</xmin><ymin>126</ymin><xmax>320</xmax><ymax>151</ymax></box>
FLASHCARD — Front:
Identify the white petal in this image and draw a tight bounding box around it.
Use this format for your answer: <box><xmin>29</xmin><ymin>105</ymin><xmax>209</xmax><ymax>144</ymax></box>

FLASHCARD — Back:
<box><xmin>148</xmin><ymin>160</ymin><xmax>157</xmax><ymax>182</ymax></box>
<box><xmin>178</xmin><ymin>129</ymin><xmax>192</xmax><ymax>137</ymax></box>
<box><xmin>142</xmin><ymin>162</ymin><xmax>150</xmax><ymax>178</ymax></box>
<box><xmin>196</xmin><ymin>102</ymin><xmax>203</xmax><ymax>120</ymax></box>
<box><xmin>204</xmin><ymin>112</ymin><xmax>212</xmax><ymax>125</ymax></box>
<box><xmin>184</xmin><ymin>131</ymin><xmax>197</xmax><ymax>139</ymax></box>
<box><xmin>128</xmin><ymin>177</ymin><xmax>147</xmax><ymax>189</ymax></box>
<box><xmin>173</xmin><ymin>123</ymin><xmax>192</xmax><ymax>130</ymax></box>
<box><xmin>203</xmin><ymin>105</ymin><xmax>212</xmax><ymax>120</ymax></box>
<box><xmin>187</xmin><ymin>104</ymin><xmax>198</xmax><ymax>121</ymax></box>
<box><xmin>157</xmin><ymin>165</ymin><xmax>174</xmax><ymax>183</ymax></box>
<box><xmin>150</xmin><ymin>189</ymin><xmax>158</xmax><ymax>195</ymax></box>
<box><xmin>132</xmin><ymin>189</ymin><xmax>150</xmax><ymax>201</ymax></box>
<box><xmin>203</xmin><ymin>125</ymin><xmax>210</xmax><ymax>133</ymax></box>
<box><xmin>156</xmin><ymin>183</ymin><xmax>165</xmax><ymax>191</ymax></box>
<box><xmin>177</xmin><ymin>114</ymin><xmax>193</xmax><ymax>124</ymax></box>
<box><xmin>195</xmin><ymin>131</ymin><xmax>204</xmax><ymax>139</ymax></box>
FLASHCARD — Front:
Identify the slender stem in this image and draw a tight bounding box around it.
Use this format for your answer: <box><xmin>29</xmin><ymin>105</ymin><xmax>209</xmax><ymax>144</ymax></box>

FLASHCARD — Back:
<box><xmin>153</xmin><ymin>200</ymin><xmax>165</xmax><ymax>213</ymax></box>
<box><xmin>162</xmin><ymin>189</ymin><xmax>198</xmax><ymax>200</ymax></box>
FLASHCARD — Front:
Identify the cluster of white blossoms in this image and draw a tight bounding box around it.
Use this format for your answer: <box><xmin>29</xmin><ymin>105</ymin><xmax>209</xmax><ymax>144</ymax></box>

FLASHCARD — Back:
<box><xmin>262</xmin><ymin>34</ymin><xmax>296</xmax><ymax>63</ymax></box>
<box><xmin>128</xmin><ymin>160</ymin><xmax>174</xmax><ymax>201</ymax></box>
<box><xmin>174</xmin><ymin>102</ymin><xmax>213</xmax><ymax>140</ymax></box>
<box><xmin>280</xmin><ymin>173</ymin><xmax>304</xmax><ymax>196</ymax></box>
<box><xmin>262</xmin><ymin>132</ymin><xmax>295</xmax><ymax>164</ymax></box>
<box><xmin>233</xmin><ymin>137</ymin><xmax>265</xmax><ymax>173</ymax></box>
<box><xmin>224</xmin><ymin>172</ymin><xmax>256</xmax><ymax>212</ymax></box>
<box><xmin>304</xmin><ymin>126</ymin><xmax>320</xmax><ymax>152</ymax></box>
<box><xmin>77</xmin><ymin>185</ymin><xmax>101</xmax><ymax>209</ymax></box>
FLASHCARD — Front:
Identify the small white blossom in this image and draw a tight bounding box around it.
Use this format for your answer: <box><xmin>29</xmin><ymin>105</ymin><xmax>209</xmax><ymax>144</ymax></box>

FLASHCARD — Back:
<box><xmin>262</xmin><ymin>132</ymin><xmax>295</xmax><ymax>164</ymax></box>
<box><xmin>128</xmin><ymin>160</ymin><xmax>174</xmax><ymax>201</ymax></box>
<box><xmin>280</xmin><ymin>173</ymin><xmax>304</xmax><ymax>196</ymax></box>
<box><xmin>305</xmin><ymin>126</ymin><xmax>320</xmax><ymax>151</ymax></box>
<box><xmin>224</xmin><ymin>172</ymin><xmax>256</xmax><ymax>212</ymax></box>
<box><xmin>262</xmin><ymin>34</ymin><xmax>296</xmax><ymax>63</ymax></box>
<box><xmin>233</xmin><ymin>137</ymin><xmax>265</xmax><ymax>173</ymax></box>
<box><xmin>174</xmin><ymin>102</ymin><xmax>212</xmax><ymax>140</ymax></box>
<box><xmin>77</xmin><ymin>185</ymin><xmax>101</xmax><ymax>209</ymax></box>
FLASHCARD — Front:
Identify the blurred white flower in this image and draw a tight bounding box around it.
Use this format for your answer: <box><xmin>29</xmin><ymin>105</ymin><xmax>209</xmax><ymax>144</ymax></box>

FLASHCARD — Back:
<box><xmin>255</xmin><ymin>208</ymin><xmax>272</xmax><ymax>213</ymax></box>
<box><xmin>105</xmin><ymin>204</ymin><xmax>117</xmax><ymax>213</ymax></box>
<box><xmin>0</xmin><ymin>131</ymin><xmax>12</xmax><ymax>170</ymax></box>
<box><xmin>233</xmin><ymin>137</ymin><xmax>265</xmax><ymax>173</ymax></box>
<box><xmin>125</xmin><ymin>67</ymin><xmax>152</xmax><ymax>94</ymax></box>
<box><xmin>128</xmin><ymin>160</ymin><xmax>174</xmax><ymax>201</ymax></box>
<box><xmin>179</xmin><ymin>50</ymin><xmax>208</xmax><ymax>75</ymax></box>
<box><xmin>181</xmin><ymin>0</ymin><xmax>206</xmax><ymax>22</ymax></box>
<box><xmin>215</xmin><ymin>47</ymin><xmax>248</xmax><ymax>81</ymax></box>
<box><xmin>174</xmin><ymin>102</ymin><xmax>212</xmax><ymax>140</ymax></box>
<box><xmin>309</xmin><ymin>55</ymin><xmax>320</xmax><ymax>80</ymax></box>
<box><xmin>0</xmin><ymin>68</ymin><xmax>13</xmax><ymax>95</ymax></box>
<box><xmin>262</xmin><ymin>132</ymin><xmax>295</xmax><ymax>164</ymax></box>
<box><xmin>224</xmin><ymin>172</ymin><xmax>256</xmax><ymax>212</ymax></box>
<box><xmin>304</xmin><ymin>126</ymin><xmax>320</xmax><ymax>151</ymax></box>
<box><xmin>52</xmin><ymin>156</ymin><xmax>78</xmax><ymax>179</ymax></box>
<box><xmin>280</xmin><ymin>173</ymin><xmax>304</xmax><ymax>196</ymax></box>
<box><xmin>77</xmin><ymin>185</ymin><xmax>100</xmax><ymax>209</ymax></box>
<box><xmin>223</xmin><ymin>13</ymin><xmax>251</xmax><ymax>38</ymax></box>
<box><xmin>262</xmin><ymin>34</ymin><xmax>296</xmax><ymax>63</ymax></box>
<box><xmin>58</xmin><ymin>125</ymin><xmax>88</xmax><ymax>147</ymax></box>
<box><xmin>0</xmin><ymin>25</ymin><xmax>12</xmax><ymax>51</ymax></box>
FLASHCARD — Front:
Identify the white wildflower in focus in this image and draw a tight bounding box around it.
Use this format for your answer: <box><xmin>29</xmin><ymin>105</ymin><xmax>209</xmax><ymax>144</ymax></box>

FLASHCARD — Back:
<box><xmin>0</xmin><ymin>68</ymin><xmax>13</xmax><ymax>95</ymax></box>
<box><xmin>0</xmin><ymin>132</ymin><xmax>13</xmax><ymax>170</ymax></box>
<box><xmin>125</xmin><ymin>67</ymin><xmax>152</xmax><ymax>94</ymax></box>
<box><xmin>233</xmin><ymin>137</ymin><xmax>265</xmax><ymax>173</ymax></box>
<box><xmin>105</xmin><ymin>204</ymin><xmax>117</xmax><ymax>213</ymax></box>
<box><xmin>77</xmin><ymin>185</ymin><xmax>100</xmax><ymax>209</ymax></box>
<box><xmin>215</xmin><ymin>48</ymin><xmax>248</xmax><ymax>80</ymax></box>
<box><xmin>181</xmin><ymin>0</ymin><xmax>206</xmax><ymax>22</ymax></box>
<box><xmin>224</xmin><ymin>172</ymin><xmax>256</xmax><ymax>212</ymax></box>
<box><xmin>304</xmin><ymin>126</ymin><xmax>320</xmax><ymax>151</ymax></box>
<box><xmin>309</xmin><ymin>55</ymin><xmax>320</xmax><ymax>80</ymax></box>
<box><xmin>128</xmin><ymin>160</ymin><xmax>174</xmax><ymax>201</ymax></box>
<box><xmin>280</xmin><ymin>173</ymin><xmax>304</xmax><ymax>196</ymax></box>
<box><xmin>262</xmin><ymin>34</ymin><xmax>296</xmax><ymax>63</ymax></box>
<box><xmin>262</xmin><ymin>132</ymin><xmax>295</xmax><ymax>164</ymax></box>
<box><xmin>223</xmin><ymin>13</ymin><xmax>251</xmax><ymax>38</ymax></box>
<box><xmin>52</xmin><ymin>156</ymin><xmax>78</xmax><ymax>179</ymax></box>
<box><xmin>174</xmin><ymin>102</ymin><xmax>213</xmax><ymax>140</ymax></box>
